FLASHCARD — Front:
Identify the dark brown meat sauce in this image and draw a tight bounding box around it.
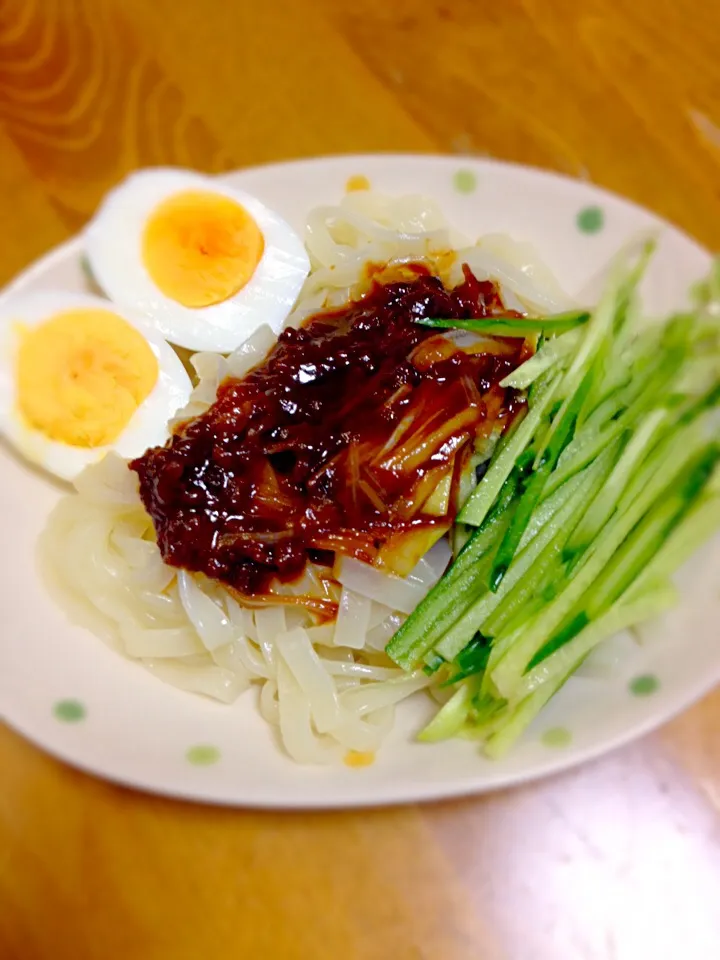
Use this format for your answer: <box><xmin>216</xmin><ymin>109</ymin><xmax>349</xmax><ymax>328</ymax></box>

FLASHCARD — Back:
<box><xmin>131</xmin><ymin>265</ymin><xmax>526</xmax><ymax>596</ymax></box>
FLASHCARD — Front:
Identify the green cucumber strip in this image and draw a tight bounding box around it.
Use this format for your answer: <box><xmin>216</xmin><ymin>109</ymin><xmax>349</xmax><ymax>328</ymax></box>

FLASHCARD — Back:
<box><xmin>531</xmin><ymin>292</ymin><xmax>617</xmax><ymax>467</ymax></box>
<box><xmin>388</xmin><ymin>552</ymin><xmax>495</xmax><ymax>670</ymax></box>
<box><xmin>481</xmin><ymin>554</ymin><xmax>571</xmax><ymax>693</ymax></box>
<box><xmin>470</xmin><ymin>691</ymin><xmax>509</xmax><ymax>726</ymax></box>
<box><xmin>442</xmin><ymin>636</ymin><xmax>492</xmax><ymax>686</ymax></box>
<box><xmin>446</xmin><ymin>471</ymin><xmax>520</xmax><ymax>583</ymax></box>
<box><xmin>505</xmin><ymin>365</ymin><xmax>599</xmax><ymax>572</ymax></box>
<box><xmin>415</xmin><ymin>310</ymin><xmax>590</xmax><ymax>337</ymax></box>
<box><xmin>417</xmin><ymin>680</ymin><xmax>478</xmax><ymax>742</ymax></box>
<box><xmin>584</xmin><ymin>497</ymin><xmax>685</xmax><ymax>620</ymax></box>
<box><xmin>533</xmin><ymin>350</ymin><xmax>598</xmax><ymax>471</ymax></box>
<box><xmin>433</xmin><ymin>527</ymin><xmax>562</xmax><ymax>666</ymax></box>
<box><xmin>490</xmin><ymin>462</ymin><xmax>552</xmax><ymax>591</ymax></box>
<box><xmin>525</xmin><ymin>611</ymin><xmax>589</xmax><ymax>668</ymax></box>
<box><xmin>514</xmin><ymin>584</ymin><xmax>679</xmax><ymax>701</ymax></box>
<box><xmin>455</xmin><ymin>634</ymin><xmax>490</xmax><ymax>670</ymax></box>
<box><xmin>543</xmin><ymin>344</ymin><xmax>686</xmax><ymax>500</ymax></box>
<box><xmin>609</xmin><ymin>237</ymin><xmax>656</xmax><ymax>336</ymax></box>
<box><xmin>488</xmin><ymin>428</ymin><xmax>714</xmax><ymax>699</ymax></box>
<box><xmin>458</xmin><ymin>372</ymin><xmax>560</xmax><ymax>526</ymax></box>
<box><xmin>532</xmin><ymin>241</ymin><xmax>654</xmax><ymax>468</ymax></box>
<box><xmin>385</xmin><ymin>501</ymin><xmax>514</xmax><ymax>669</ymax></box>
<box><xmin>585</xmin><ymin>446</ymin><xmax>720</xmax><ymax>618</ymax></box>
<box><xmin>691</xmin><ymin>257</ymin><xmax>720</xmax><ymax>311</ymax></box>
<box><xmin>617</xmin><ymin>420</ymin><xmax>705</xmax><ymax>515</ymax></box>
<box><xmin>577</xmin><ymin>303</ymin><xmax>665</xmax><ymax>431</ymax></box>
<box><xmin>434</xmin><ymin>537</ymin><xmax>561</xmax><ymax>665</ymax></box>
<box><xmin>460</xmin><ymin>694</ymin><xmax>511</xmax><ymax>740</ymax></box>
<box><xmin>543</xmin><ymin>364</ymin><xmax>596</xmax><ymax>465</ymax></box>
<box><xmin>451</xmin><ymin>524</ymin><xmax>473</xmax><ymax>559</ymax></box>
<box><xmin>433</xmin><ymin>454</ymin><xmax>611</xmax><ymax>663</ymax></box>
<box><xmin>480</xmin><ymin>625</ymin><xmax>525</xmax><ymax>699</ymax></box>
<box><xmin>625</xmin><ymin>493</ymin><xmax>720</xmax><ymax>602</ymax></box>
<box><xmin>429</xmin><ymin>473</ymin><xmax>588</xmax><ymax>669</ymax></box>
<box><xmin>451</xmin><ymin>446</ymin><xmax>499</xmax><ymax>557</ymax></box>
<box><xmin>485</xmin><ymin>590</ymin><xmax>552</xmax><ymax>653</ymax></box>
<box><xmin>490</xmin><ymin>467</ymin><xmax>706</xmax><ymax>702</ymax></box>
<box><xmin>423</xmin><ymin>654</ymin><xmax>445</xmax><ymax>675</ymax></box>
<box><xmin>544</xmin><ymin>421</ymin><xmax>624</xmax><ymax>499</ymax></box>
<box><xmin>415</xmin><ymin>245</ymin><xmax>720</xmax><ymax>755</ymax></box>
<box><xmin>582</xmin><ymin>387</ymin><xmax>629</xmax><ymax>432</ymax></box>
<box><xmin>549</xmin><ymin>337</ymin><xmax>675</xmax><ymax>481</ymax></box>
<box><xmin>484</xmin><ymin>442</ymin><xmax>620</xmax><ymax>637</ymax></box>
<box><xmin>420</xmin><ymin>245</ymin><xmax>720</xmax><ymax>756</ymax></box>
<box><xmin>576</xmin><ymin>362</ymin><xmax>634</xmax><ymax>431</ymax></box>
<box><xmin>574</xmin><ymin>338</ymin><xmax>613</xmax><ymax>431</ymax></box>
<box><xmin>677</xmin><ymin>380</ymin><xmax>720</xmax><ymax>425</ymax></box>
<box><xmin>500</xmin><ymin>331</ymin><xmax>579</xmax><ymax>390</ymax></box>
<box><xmin>563</xmin><ymin>408</ymin><xmax>669</xmax><ymax>558</ymax></box>
<box><xmin>517</xmin><ymin>469</ymin><xmax>589</xmax><ymax>550</ymax></box>
<box><xmin>483</xmin><ymin>672</ymin><xmax>571</xmax><ymax>759</ymax></box>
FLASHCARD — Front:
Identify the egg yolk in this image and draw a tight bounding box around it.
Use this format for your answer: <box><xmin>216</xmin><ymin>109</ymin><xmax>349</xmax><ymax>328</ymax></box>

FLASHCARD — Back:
<box><xmin>16</xmin><ymin>309</ymin><xmax>158</xmax><ymax>448</ymax></box>
<box><xmin>142</xmin><ymin>190</ymin><xmax>265</xmax><ymax>308</ymax></box>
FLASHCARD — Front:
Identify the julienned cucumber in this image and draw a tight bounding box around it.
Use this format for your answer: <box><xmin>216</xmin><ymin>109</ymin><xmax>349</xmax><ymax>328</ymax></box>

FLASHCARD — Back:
<box><xmin>385</xmin><ymin>244</ymin><xmax>720</xmax><ymax>757</ymax></box>
<box><xmin>416</xmin><ymin>310</ymin><xmax>590</xmax><ymax>337</ymax></box>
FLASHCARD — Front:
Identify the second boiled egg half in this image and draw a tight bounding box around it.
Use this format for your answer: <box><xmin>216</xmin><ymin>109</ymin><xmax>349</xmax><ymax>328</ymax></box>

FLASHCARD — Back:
<box><xmin>0</xmin><ymin>291</ymin><xmax>192</xmax><ymax>481</ymax></box>
<box><xmin>85</xmin><ymin>168</ymin><xmax>310</xmax><ymax>353</ymax></box>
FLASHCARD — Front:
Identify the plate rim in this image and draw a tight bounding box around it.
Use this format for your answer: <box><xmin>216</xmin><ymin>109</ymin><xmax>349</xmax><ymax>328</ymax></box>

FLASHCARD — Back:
<box><xmin>4</xmin><ymin>661</ymin><xmax>719</xmax><ymax>810</ymax></box>
<box><xmin>1</xmin><ymin>152</ymin><xmax>715</xmax><ymax>809</ymax></box>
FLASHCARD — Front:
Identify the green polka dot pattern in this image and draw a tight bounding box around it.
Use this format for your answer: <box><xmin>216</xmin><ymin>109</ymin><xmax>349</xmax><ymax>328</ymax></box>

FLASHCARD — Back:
<box><xmin>186</xmin><ymin>745</ymin><xmax>221</xmax><ymax>766</ymax></box>
<box><xmin>629</xmin><ymin>674</ymin><xmax>659</xmax><ymax>697</ymax></box>
<box><xmin>453</xmin><ymin>169</ymin><xmax>477</xmax><ymax>194</ymax></box>
<box><xmin>576</xmin><ymin>205</ymin><xmax>604</xmax><ymax>234</ymax></box>
<box><xmin>53</xmin><ymin>699</ymin><xmax>86</xmax><ymax>723</ymax></box>
<box><xmin>541</xmin><ymin>726</ymin><xmax>572</xmax><ymax>748</ymax></box>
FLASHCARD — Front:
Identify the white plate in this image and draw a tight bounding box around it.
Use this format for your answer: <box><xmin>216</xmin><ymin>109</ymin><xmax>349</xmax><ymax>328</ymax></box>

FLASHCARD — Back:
<box><xmin>0</xmin><ymin>155</ymin><xmax>717</xmax><ymax>809</ymax></box>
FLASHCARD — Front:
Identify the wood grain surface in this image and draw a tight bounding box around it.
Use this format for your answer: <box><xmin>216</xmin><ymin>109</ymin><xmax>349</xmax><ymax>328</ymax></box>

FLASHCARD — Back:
<box><xmin>2</xmin><ymin>1</ymin><xmax>720</xmax><ymax>958</ymax></box>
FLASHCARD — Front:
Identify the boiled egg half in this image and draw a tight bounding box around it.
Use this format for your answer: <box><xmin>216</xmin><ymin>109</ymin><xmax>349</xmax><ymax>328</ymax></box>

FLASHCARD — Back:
<box><xmin>85</xmin><ymin>168</ymin><xmax>310</xmax><ymax>353</ymax></box>
<box><xmin>0</xmin><ymin>291</ymin><xmax>192</xmax><ymax>481</ymax></box>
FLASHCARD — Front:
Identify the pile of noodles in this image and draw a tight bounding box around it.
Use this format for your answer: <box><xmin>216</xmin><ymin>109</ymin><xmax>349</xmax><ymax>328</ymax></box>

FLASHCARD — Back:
<box><xmin>39</xmin><ymin>190</ymin><xmax>574</xmax><ymax>765</ymax></box>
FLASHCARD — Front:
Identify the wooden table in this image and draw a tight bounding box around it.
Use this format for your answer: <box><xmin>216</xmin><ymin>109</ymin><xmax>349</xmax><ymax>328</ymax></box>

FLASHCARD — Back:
<box><xmin>2</xmin><ymin>1</ymin><xmax>720</xmax><ymax>957</ymax></box>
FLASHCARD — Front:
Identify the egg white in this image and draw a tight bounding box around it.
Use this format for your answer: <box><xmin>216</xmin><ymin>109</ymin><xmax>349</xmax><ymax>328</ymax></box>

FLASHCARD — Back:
<box><xmin>0</xmin><ymin>290</ymin><xmax>192</xmax><ymax>482</ymax></box>
<box><xmin>84</xmin><ymin>167</ymin><xmax>310</xmax><ymax>353</ymax></box>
